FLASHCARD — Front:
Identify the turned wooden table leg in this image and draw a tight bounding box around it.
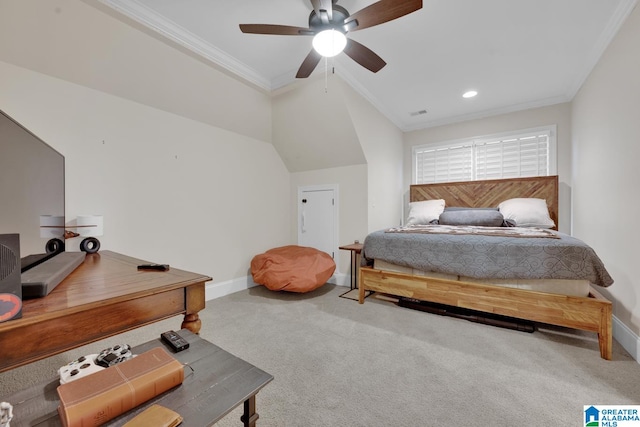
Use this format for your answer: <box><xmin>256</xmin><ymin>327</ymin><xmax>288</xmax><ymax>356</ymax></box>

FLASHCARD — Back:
<box><xmin>183</xmin><ymin>283</ymin><xmax>205</xmax><ymax>334</ymax></box>
<box><xmin>181</xmin><ymin>313</ymin><xmax>202</xmax><ymax>334</ymax></box>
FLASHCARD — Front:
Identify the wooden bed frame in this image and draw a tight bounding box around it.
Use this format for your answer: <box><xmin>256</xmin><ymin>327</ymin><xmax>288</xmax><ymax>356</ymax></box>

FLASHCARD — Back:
<box><xmin>358</xmin><ymin>176</ymin><xmax>613</xmax><ymax>360</ymax></box>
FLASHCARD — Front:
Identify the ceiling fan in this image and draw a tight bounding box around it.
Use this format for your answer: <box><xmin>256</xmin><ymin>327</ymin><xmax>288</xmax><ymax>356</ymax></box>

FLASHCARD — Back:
<box><xmin>239</xmin><ymin>0</ymin><xmax>423</xmax><ymax>78</ymax></box>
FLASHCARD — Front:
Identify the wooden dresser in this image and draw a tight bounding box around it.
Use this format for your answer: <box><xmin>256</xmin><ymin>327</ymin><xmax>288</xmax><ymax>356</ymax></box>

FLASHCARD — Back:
<box><xmin>0</xmin><ymin>251</ymin><xmax>211</xmax><ymax>373</ymax></box>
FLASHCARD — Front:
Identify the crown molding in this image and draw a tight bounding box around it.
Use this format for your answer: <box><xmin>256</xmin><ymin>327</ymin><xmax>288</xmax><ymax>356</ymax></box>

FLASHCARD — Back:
<box><xmin>401</xmin><ymin>94</ymin><xmax>572</xmax><ymax>133</ymax></box>
<box><xmin>96</xmin><ymin>0</ymin><xmax>638</xmax><ymax>133</ymax></box>
<box><xmin>332</xmin><ymin>59</ymin><xmax>407</xmax><ymax>130</ymax></box>
<box><xmin>96</xmin><ymin>0</ymin><xmax>408</xmax><ymax>129</ymax></box>
<box><xmin>271</xmin><ymin>69</ymin><xmax>297</xmax><ymax>91</ymax></box>
<box><xmin>566</xmin><ymin>0</ymin><xmax>639</xmax><ymax>99</ymax></box>
<box><xmin>96</xmin><ymin>0</ymin><xmax>271</xmax><ymax>91</ymax></box>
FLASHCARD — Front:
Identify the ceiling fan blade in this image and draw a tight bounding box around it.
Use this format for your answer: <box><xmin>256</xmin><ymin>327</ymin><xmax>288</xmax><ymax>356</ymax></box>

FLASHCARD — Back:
<box><xmin>239</xmin><ymin>24</ymin><xmax>313</xmax><ymax>36</ymax></box>
<box><xmin>345</xmin><ymin>0</ymin><xmax>422</xmax><ymax>32</ymax></box>
<box><xmin>343</xmin><ymin>39</ymin><xmax>386</xmax><ymax>73</ymax></box>
<box><xmin>296</xmin><ymin>49</ymin><xmax>323</xmax><ymax>78</ymax></box>
<box><xmin>311</xmin><ymin>0</ymin><xmax>333</xmax><ymax>22</ymax></box>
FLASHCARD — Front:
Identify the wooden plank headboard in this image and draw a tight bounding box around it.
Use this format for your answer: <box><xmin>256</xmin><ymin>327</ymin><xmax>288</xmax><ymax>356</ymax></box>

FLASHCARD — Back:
<box><xmin>410</xmin><ymin>175</ymin><xmax>559</xmax><ymax>229</ymax></box>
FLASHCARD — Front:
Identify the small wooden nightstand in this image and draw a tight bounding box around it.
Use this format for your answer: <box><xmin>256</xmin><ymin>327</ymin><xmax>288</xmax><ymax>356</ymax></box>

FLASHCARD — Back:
<box><xmin>339</xmin><ymin>242</ymin><xmax>364</xmax><ymax>290</ymax></box>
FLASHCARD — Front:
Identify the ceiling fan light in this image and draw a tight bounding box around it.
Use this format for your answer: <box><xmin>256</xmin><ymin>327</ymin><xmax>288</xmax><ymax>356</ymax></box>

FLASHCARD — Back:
<box><xmin>312</xmin><ymin>29</ymin><xmax>347</xmax><ymax>57</ymax></box>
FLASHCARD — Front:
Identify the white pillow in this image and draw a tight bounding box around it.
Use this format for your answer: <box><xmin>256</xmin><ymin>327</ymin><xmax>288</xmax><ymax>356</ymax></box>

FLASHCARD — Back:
<box><xmin>498</xmin><ymin>198</ymin><xmax>555</xmax><ymax>228</ymax></box>
<box><xmin>406</xmin><ymin>199</ymin><xmax>445</xmax><ymax>225</ymax></box>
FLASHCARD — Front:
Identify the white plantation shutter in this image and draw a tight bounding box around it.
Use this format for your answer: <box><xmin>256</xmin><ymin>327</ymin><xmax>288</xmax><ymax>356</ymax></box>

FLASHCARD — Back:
<box><xmin>415</xmin><ymin>143</ymin><xmax>473</xmax><ymax>183</ymax></box>
<box><xmin>413</xmin><ymin>127</ymin><xmax>555</xmax><ymax>184</ymax></box>
<box><xmin>475</xmin><ymin>131</ymin><xmax>549</xmax><ymax>180</ymax></box>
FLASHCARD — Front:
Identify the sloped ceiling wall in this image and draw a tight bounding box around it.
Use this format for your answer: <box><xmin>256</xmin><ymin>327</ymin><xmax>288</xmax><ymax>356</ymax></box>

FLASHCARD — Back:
<box><xmin>271</xmin><ymin>76</ymin><xmax>366</xmax><ymax>173</ymax></box>
<box><xmin>0</xmin><ymin>0</ymin><xmax>373</xmax><ymax>176</ymax></box>
<box><xmin>0</xmin><ymin>0</ymin><xmax>272</xmax><ymax>143</ymax></box>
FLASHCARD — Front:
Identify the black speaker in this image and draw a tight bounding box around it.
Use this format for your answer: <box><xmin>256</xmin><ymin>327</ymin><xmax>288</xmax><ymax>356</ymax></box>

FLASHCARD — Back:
<box><xmin>0</xmin><ymin>234</ymin><xmax>22</xmax><ymax>322</ymax></box>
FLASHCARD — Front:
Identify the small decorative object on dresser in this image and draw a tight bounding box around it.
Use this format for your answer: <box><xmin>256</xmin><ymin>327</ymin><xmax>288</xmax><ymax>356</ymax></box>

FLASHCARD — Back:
<box><xmin>0</xmin><ymin>401</ymin><xmax>13</xmax><ymax>427</ymax></box>
<box><xmin>40</xmin><ymin>215</ymin><xmax>66</xmax><ymax>254</ymax></box>
<box><xmin>44</xmin><ymin>215</ymin><xmax>105</xmax><ymax>254</ymax></box>
<box><xmin>76</xmin><ymin>215</ymin><xmax>103</xmax><ymax>254</ymax></box>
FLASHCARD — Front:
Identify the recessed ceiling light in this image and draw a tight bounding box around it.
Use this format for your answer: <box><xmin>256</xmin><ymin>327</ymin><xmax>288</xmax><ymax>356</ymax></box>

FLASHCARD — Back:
<box><xmin>463</xmin><ymin>90</ymin><xmax>478</xmax><ymax>98</ymax></box>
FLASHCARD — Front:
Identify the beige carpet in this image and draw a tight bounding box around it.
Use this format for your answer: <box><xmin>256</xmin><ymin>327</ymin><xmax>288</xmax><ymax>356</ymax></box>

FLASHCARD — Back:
<box><xmin>1</xmin><ymin>284</ymin><xmax>638</xmax><ymax>426</ymax></box>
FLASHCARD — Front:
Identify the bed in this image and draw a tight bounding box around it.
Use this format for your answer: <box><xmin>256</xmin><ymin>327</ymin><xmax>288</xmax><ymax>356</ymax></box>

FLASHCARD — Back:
<box><xmin>358</xmin><ymin>176</ymin><xmax>614</xmax><ymax>360</ymax></box>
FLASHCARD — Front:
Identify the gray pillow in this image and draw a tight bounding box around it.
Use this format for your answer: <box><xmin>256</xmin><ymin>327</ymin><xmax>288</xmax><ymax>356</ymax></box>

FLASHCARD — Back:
<box><xmin>438</xmin><ymin>208</ymin><xmax>505</xmax><ymax>227</ymax></box>
<box><xmin>443</xmin><ymin>207</ymin><xmax>499</xmax><ymax>212</ymax></box>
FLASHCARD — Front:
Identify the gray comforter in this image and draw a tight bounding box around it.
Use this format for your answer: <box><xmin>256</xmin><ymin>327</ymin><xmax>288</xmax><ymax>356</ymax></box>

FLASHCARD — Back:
<box><xmin>361</xmin><ymin>227</ymin><xmax>613</xmax><ymax>287</ymax></box>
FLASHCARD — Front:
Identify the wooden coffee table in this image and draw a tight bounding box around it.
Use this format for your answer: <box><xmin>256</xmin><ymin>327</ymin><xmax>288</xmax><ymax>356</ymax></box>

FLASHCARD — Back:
<box><xmin>0</xmin><ymin>251</ymin><xmax>211</xmax><ymax>373</ymax></box>
<box><xmin>1</xmin><ymin>330</ymin><xmax>274</xmax><ymax>426</ymax></box>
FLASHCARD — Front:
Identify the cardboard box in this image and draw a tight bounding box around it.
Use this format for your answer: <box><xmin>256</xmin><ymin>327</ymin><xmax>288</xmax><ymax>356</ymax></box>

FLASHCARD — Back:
<box><xmin>57</xmin><ymin>347</ymin><xmax>184</xmax><ymax>427</ymax></box>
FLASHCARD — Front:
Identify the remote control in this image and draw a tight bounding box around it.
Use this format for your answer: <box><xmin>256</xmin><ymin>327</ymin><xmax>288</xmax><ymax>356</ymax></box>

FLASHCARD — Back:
<box><xmin>137</xmin><ymin>264</ymin><xmax>170</xmax><ymax>271</ymax></box>
<box><xmin>161</xmin><ymin>330</ymin><xmax>189</xmax><ymax>352</ymax></box>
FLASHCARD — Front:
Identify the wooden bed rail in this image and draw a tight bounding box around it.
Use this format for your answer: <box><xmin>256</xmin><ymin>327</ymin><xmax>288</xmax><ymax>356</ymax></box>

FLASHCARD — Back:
<box><xmin>359</xmin><ymin>266</ymin><xmax>612</xmax><ymax>360</ymax></box>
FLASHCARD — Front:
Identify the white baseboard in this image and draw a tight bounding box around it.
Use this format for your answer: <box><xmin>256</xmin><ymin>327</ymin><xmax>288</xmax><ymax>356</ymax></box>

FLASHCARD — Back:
<box><xmin>205</xmin><ymin>273</ymin><xmax>349</xmax><ymax>301</ymax></box>
<box><xmin>327</xmin><ymin>273</ymin><xmax>350</xmax><ymax>287</ymax></box>
<box><xmin>204</xmin><ymin>276</ymin><xmax>258</xmax><ymax>301</ymax></box>
<box><xmin>613</xmin><ymin>315</ymin><xmax>640</xmax><ymax>362</ymax></box>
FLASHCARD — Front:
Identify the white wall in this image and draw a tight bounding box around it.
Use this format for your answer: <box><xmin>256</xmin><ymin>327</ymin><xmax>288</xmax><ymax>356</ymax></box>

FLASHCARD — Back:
<box><xmin>274</xmin><ymin>77</ymin><xmax>368</xmax><ymax>279</ymax></box>
<box><xmin>571</xmin><ymin>4</ymin><xmax>640</xmax><ymax>341</ymax></box>
<box><xmin>282</xmin><ymin>77</ymin><xmax>403</xmax><ymax>278</ymax></box>
<box><xmin>271</xmin><ymin>76</ymin><xmax>366</xmax><ymax>173</ymax></box>
<box><xmin>0</xmin><ymin>0</ymin><xmax>292</xmax><ymax>292</ymax></box>
<box><xmin>290</xmin><ymin>165</ymin><xmax>368</xmax><ymax>279</ymax></box>
<box><xmin>0</xmin><ymin>61</ymin><xmax>291</xmax><ymax>286</ymax></box>
<box><xmin>0</xmin><ymin>0</ymin><xmax>401</xmax><ymax>295</ymax></box>
<box><xmin>341</xmin><ymin>82</ymin><xmax>404</xmax><ymax>232</ymax></box>
<box><xmin>403</xmin><ymin>103</ymin><xmax>573</xmax><ymax>232</ymax></box>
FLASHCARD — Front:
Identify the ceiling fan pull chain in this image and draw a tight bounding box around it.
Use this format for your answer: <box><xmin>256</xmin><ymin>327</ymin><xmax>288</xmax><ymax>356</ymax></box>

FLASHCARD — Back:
<box><xmin>324</xmin><ymin>56</ymin><xmax>328</xmax><ymax>93</ymax></box>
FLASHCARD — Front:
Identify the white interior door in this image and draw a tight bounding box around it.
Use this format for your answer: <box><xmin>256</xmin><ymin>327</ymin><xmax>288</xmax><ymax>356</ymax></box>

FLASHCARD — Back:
<box><xmin>298</xmin><ymin>186</ymin><xmax>337</xmax><ymax>260</ymax></box>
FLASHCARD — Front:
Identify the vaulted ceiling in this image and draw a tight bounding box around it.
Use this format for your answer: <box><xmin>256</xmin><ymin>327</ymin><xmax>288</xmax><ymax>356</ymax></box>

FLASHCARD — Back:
<box><xmin>99</xmin><ymin>0</ymin><xmax>637</xmax><ymax>131</ymax></box>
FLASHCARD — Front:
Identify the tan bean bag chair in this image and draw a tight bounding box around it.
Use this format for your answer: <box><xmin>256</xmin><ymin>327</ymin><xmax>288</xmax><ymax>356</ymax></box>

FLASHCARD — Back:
<box><xmin>250</xmin><ymin>245</ymin><xmax>336</xmax><ymax>292</ymax></box>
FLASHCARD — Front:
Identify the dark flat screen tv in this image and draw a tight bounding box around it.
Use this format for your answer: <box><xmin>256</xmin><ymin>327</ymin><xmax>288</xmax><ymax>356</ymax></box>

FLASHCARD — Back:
<box><xmin>0</xmin><ymin>109</ymin><xmax>65</xmax><ymax>272</ymax></box>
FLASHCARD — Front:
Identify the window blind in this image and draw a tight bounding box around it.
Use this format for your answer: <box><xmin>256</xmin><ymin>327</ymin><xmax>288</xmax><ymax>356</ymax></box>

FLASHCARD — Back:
<box><xmin>415</xmin><ymin>143</ymin><xmax>473</xmax><ymax>183</ymax></box>
<box><xmin>413</xmin><ymin>127</ymin><xmax>553</xmax><ymax>184</ymax></box>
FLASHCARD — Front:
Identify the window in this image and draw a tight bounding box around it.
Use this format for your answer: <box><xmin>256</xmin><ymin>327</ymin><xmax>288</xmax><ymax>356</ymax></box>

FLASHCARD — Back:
<box><xmin>413</xmin><ymin>126</ymin><xmax>556</xmax><ymax>184</ymax></box>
